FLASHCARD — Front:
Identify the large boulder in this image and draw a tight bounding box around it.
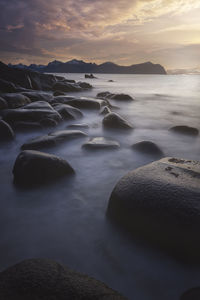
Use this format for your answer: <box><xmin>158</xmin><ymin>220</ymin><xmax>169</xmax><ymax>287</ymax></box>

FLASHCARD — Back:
<box><xmin>82</xmin><ymin>137</ymin><xmax>120</xmax><ymax>150</ymax></box>
<box><xmin>21</xmin><ymin>130</ymin><xmax>87</xmax><ymax>150</ymax></box>
<box><xmin>0</xmin><ymin>120</ymin><xmax>14</xmax><ymax>140</ymax></box>
<box><xmin>52</xmin><ymin>81</ymin><xmax>81</xmax><ymax>92</ymax></box>
<box><xmin>64</xmin><ymin>97</ymin><xmax>107</xmax><ymax>110</ymax></box>
<box><xmin>23</xmin><ymin>101</ymin><xmax>54</xmax><ymax>110</ymax></box>
<box><xmin>0</xmin><ymin>259</ymin><xmax>127</xmax><ymax>300</ymax></box>
<box><xmin>67</xmin><ymin>123</ymin><xmax>89</xmax><ymax>129</ymax></box>
<box><xmin>180</xmin><ymin>287</ymin><xmax>200</xmax><ymax>300</ymax></box>
<box><xmin>169</xmin><ymin>125</ymin><xmax>199</xmax><ymax>136</ymax></box>
<box><xmin>13</xmin><ymin>121</ymin><xmax>42</xmax><ymax>132</ymax></box>
<box><xmin>22</xmin><ymin>92</ymin><xmax>54</xmax><ymax>103</ymax></box>
<box><xmin>99</xmin><ymin>106</ymin><xmax>111</xmax><ymax>115</ymax></box>
<box><xmin>97</xmin><ymin>92</ymin><xmax>134</xmax><ymax>101</ymax></box>
<box><xmin>103</xmin><ymin>113</ymin><xmax>133</xmax><ymax>130</ymax></box>
<box><xmin>78</xmin><ymin>81</ymin><xmax>93</xmax><ymax>89</ymax></box>
<box><xmin>0</xmin><ymin>96</ymin><xmax>8</xmax><ymax>110</ymax></box>
<box><xmin>13</xmin><ymin>150</ymin><xmax>74</xmax><ymax>186</ymax></box>
<box><xmin>107</xmin><ymin>157</ymin><xmax>200</xmax><ymax>259</ymax></box>
<box><xmin>0</xmin><ymin>78</ymin><xmax>17</xmax><ymax>93</ymax></box>
<box><xmin>53</xmin><ymin>103</ymin><xmax>83</xmax><ymax>120</ymax></box>
<box><xmin>1</xmin><ymin>93</ymin><xmax>31</xmax><ymax>108</ymax></box>
<box><xmin>132</xmin><ymin>141</ymin><xmax>163</xmax><ymax>157</ymax></box>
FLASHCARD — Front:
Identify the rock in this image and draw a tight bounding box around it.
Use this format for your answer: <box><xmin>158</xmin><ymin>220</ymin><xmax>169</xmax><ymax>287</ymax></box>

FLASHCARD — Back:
<box><xmin>0</xmin><ymin>120</ymin><xmax>14</xmax><ymax>140</ymax></box>
<box><xmin>85</xmin><ymin>73</ymin><xmax>97</xmax><ymax>79</ymax></box>
<box><xmin>22</xmin><ymin>92</ymin><xmax>54</xmax><ymax>103</ymax></box>
<box><xmin>170</xmin><ymin>125</ymin><xmax>199</xmax><ymax>136</ymax></box>
<box><xmin>65</xmin><ymin>97</ymin><xmax>107</xmax><ymax>110</ymax></box>
<box><xmin>78</xmin><ymin>82</ymin><xmax>93</xmax><ymax>89</ymax></box>
<box><xmin>107</xmin><ymin>157</ymin><xmax>200</xmax><ymax>259</ymax></box>
<box><xmin>82</xmin><ymin>137</ymin><xmax>120</xmax><ymax>150</ymax></box>
<box><xmin>0</xmin><ymin>78</ymin><xmax>17</xmax><ymax>93</ymax></box>
<box><xmin>52</xmin><ymin>81</ymin><xmax>81</xmax><ymax>92</ymax></box>
<box><xmin>180</xmin><ymin>287</ymin><xmax>200</xmax><ymax>300</ymax></box>
<box><xmin>0</xmin><ymin>96</ymin><xmax>8</xmax><ymax>110</ymax></box>
<box><xmin>40</xmin><ymin>118</ymin><xmax>58</xmax><ymax>128</ymax></box>
<box><xmin>108</xmin><ymin>80</ymin><xmax>114</xmax><ymax>82</ymax></box>
<box><xmin>53</xmin><ymin>103</ymin><xmax>83</xmax><ymax>120</ymax></box>
<box><xmin>13</xmin><ymin>150</ymin><xmax>74</xmax><ymax>185</ymax></box>
<box><xmin>21</xmin><ymin>130</ymin><xmax>87</xmax><ymax>150</ymax></box>
<box><xmin>67</xmin><ymin>123</ymin><xmax>89</xmax><ymax>129</ymax></box>
<box><xmin>97</xmin><ymin>92</ymin><xmax>133</xmax><ymax>101</ymax></box>
<box><xmin>103</xmin><ymin>112</ymin><xmax>133</xmax><ymax>130</ymax></box>
<box><xmin>99</xmin><ymin>106</ymin><xmax>111</xmax><ymax>115</ymax></box>
<box><xmin>1</xmin><ymin>93</ymin><xmax>31</xmax><ymax>109</ymax></box>
<box><xmin>2</xmin><ymin>108</ymin><xmax>62</xmax><ymax>124</ymax></box>
<box><xmin>53</xmin><ymin>90</ymin><xmax>65</xmax><ymax>96</ymax></box>
<box><xmin>53</xmin><ymin>96</ymin><xmax>76</xmax><ymax>104</ymax></box>
<box><xmin>0</xmin><ymin>258</ymin><xmax>127</xmax><ymax>299</ymax></box>
<box><xmin>132</xmin><ymin>141</ymin><xmax>163</xmax><ymax>157</ymax></box>
<box><xmin>13</xmin><ymin>122</ymin><xmax>42</xmax><ymax>132</ymax></box>
<box><xmin>23</xmin><ymin>101</ymin><xmax>54</xmax><ymax>110</ymax></box>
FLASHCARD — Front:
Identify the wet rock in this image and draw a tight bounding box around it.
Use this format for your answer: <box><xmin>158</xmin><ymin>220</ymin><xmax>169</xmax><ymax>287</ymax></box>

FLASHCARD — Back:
<box><xmin>52</xmin><ymin>96</ymin><xmax>76</xmax><ymax>105</ymax></box>
<box><xmin>82</xmin><ymin>137</ymin><xmax>120</xmax><ymax>150</ymax></box>
<box><xmin>0</xmin><ymin>78</ymin><xmax>17</xmax><ymax>93</ymax></box>
<box><xmin>107</xmin><ymin>157</ymin><xmax>200</xmax><ymax>259</ymax></box>
<box><xmin>67</xmin><ymin>123</ymin><xmax>89</xmax><ymax>129</ymax></box>
<box><xmin>0</xmin><ymin>258</ymin><xmax>127</xmax><ymax>300</ymax></box>
<box><xmin>108</xmin><ymin>80</ymin><xmax>114</xmax><ymax>82</ymax></box>
<box><xmin>132</xmin><ymin>141</ymin><xmax>163</xmax><ymax>157</ymax></box>
<box><xmin>13</xmin><ymin>150</ymin><xmax>74</xmax><ymax>185</ymax></box>
<box><xmin>103</xmin><ymin>112</ymin><xmax>133</xmax><ymax>130</ymax></box>
<box><xmin>65</xmin><ymin>98</ymin><xmax>107</xmax><ymax>110</ymax></box>
<box><xmin>53</xmin><ymin>103</ymin><xmax>83</xmax><ymax>120</ymax></box>
<box><xmin>99</xmin><ymin>106</ymin><xmax>111</xmax><ymax>115</ymax></box>
<box><xmin>97</xmin><ymin>92</ymin><xmax>134</xmax><ymax>101</ymax></box>
<box><xmin>53</xmin><ymin>90</ymin><xmax>65</xmax><ymax>97</ymax></box>
<box><xmin>22</xmin><ymin>92</ymin><xmax>54</xmax><ymax>103</ymax></box>
<box><xmin>40</xmin><ymin>118</ymin><xmax>58</xmax><ymax>128</ymax></box>
<box><xmin>180</xmin><ymin>287</ymin><xmax>200</xmax><ymax>300</ymax></box>
<box><xmin>85</xmin><ymin>73</ymin><xmax>97</xmax><ymax>79</ymax></box>
<box><xmin>52</xmin><ymin>81</ymin><xmax>81</xmax><ymax>92</ymax></box>
<box><xmin>0</xmin><ymin>96</ymin><xmax>8</xmax><ymax>110</ymax></box>
<box><xmin>97</xmin><ymin>91</ymin><xmax>112</xmax><ymax>99</ymax></box>
<box><xmin>78</xmin><ymin>82</ymin><xmax>93</xmax><ymax>89</ymax></box>
<box><xmin>0</xmin><ymin>120</ymin><xmax>14</xmax><ymax>140</ymax></box>
<box><xmin>23</xmin><ymin>101</ymin><xmax>54</xmax><ymax>110</ymax></box>
<box><xmin>1</xmin><ymin>93</ymin><xmax>31</xmax><ymax>109</ymax></box>
<box><xmin>169</xmin><ymin>125</ymin><xmax>199</xmax><ymax>136</ymax></box>
<box><xmin>14</xmin><ymin>122</ymin><xmax>42</xmax><ymax>132</ymax></box>
<box><xmin>2</xmin><ymin>108</ymin><xmax>62</xmax><ymax>124</ymax></box>
<box><xmin>21</xmin><ymin>130</ymin><xmax>87</xmax><ymax>150</ymax></box>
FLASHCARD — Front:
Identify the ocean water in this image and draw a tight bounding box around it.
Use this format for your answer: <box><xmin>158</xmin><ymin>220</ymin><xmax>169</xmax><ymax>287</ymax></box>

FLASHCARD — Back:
<box><xmin>0</xmin><ymin>74</ymin><xmax>200</xmax><ymax>300</ymax></box>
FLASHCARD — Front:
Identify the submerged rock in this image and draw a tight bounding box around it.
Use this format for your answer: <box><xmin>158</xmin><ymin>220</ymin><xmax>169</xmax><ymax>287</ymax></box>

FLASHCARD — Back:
<box><xmin>21</xmin><ymin>130</ymin><xmax>87</xmax><ymax>150</ymax></box>
<box><xmin>97</xmin><ymin>92</ymin><xmax>134</xmax><ymax>101</ymax></box>
<box><xmin>13</xmin><ymin>122</ymin><xmax>42</xmax><ymax>132</ymax></box>
<box><xmin>67</xmin><ymin>123</ymin><xmax>89</xmax><ymax>129</ymax></box>
<box><xmin>169</xmin><ymin>125</ymin><xmax>199</xmax><ymax>136</ymax></box>
<box><xmin>65</xmin><ymin>98</ymin><xmax>106</xmax><ymax>110</ymax></box>
<box><xmin>82</xmin><ymin>137</ymin><xmax>120</xmax><ymax>150</ymax></box>
<box><xmin>53</xmin><ymin>103</ymin><xmax>83</xmax><ymax>120</ymax></box>
<box><xmin>85</xmin><ymin>73</ymin><xmax>97</xmax><ymax>79</ymax></box>
<box><xmin>13</xmin><ymin>150</ymin><xmax>74</xmax><ymax>185</ymax></box>
<box><xmin>78</xmin><ymin>82</ymin><xmax>93</xmax><ymax>89</ymax></box>
<box><xmin>0</xmin><ymin>120</ymin><xmax>14</xmax><ymax>140</ymax></box>
<box><xmin>132</xmin><ymin>141</ymin><xmax>163</xmax><ymax>157</ymax></box>
<box><xmin>103</xmin><ymin>112</ymin><xmax>133</xmax><ymax>130</ymax></box>
<box><xmin>1</xmin><ymin>93</ymin><xmax>31</xmax><ymax>108</ymax></box>
<box><xmin>107</xmin><ymin>157</ymin><xmax>200</xmax><ymax>259</ymax></box>
<box><xmin>0</xmin><ymin>259</ymin><xmax>127</xmax><ymax>299</ymax></box>
<box><xmin>99</xmin><ymin>106</ymin><xmax>111</xmax><ymax>115</ymax></box>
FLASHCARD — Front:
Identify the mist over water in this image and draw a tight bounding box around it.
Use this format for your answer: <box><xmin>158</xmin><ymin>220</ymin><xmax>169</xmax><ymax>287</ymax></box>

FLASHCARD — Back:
<box><xmin>0</xmin><ymin>74</ymin><xmax>200</xmax><ymax>300</ymax></box>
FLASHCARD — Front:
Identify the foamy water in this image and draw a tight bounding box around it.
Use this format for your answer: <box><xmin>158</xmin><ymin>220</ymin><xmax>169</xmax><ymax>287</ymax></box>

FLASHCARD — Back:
<box><xmin>0</xmin><ymin>74</ymin><xmax>200</xmax><ymax>300</ymax></box>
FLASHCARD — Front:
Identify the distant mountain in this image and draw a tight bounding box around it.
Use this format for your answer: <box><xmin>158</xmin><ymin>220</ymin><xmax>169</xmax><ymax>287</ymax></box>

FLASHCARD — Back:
<box><xmin>9</xmin><ymin>60</ymin><xmax>167</xmax><ymax>74</ymax></box>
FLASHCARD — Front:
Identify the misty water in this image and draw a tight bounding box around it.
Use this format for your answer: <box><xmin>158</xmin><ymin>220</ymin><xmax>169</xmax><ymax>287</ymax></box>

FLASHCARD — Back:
<box><xmin>0</xmin><ymin>74</ymin><xmax>200</xmax><ymax>300</ymax></box>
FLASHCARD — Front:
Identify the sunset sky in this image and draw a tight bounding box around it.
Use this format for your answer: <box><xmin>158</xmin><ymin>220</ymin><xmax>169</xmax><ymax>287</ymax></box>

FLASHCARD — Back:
<box><xmin>0</xmin><ymin>0</ymin><xmax>200</xmax><ymax>69</ymax></box>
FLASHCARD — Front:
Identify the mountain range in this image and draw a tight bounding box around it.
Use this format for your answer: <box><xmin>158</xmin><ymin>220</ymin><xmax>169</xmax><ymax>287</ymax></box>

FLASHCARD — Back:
<box><xmin>8</xmin><ymin>59</ymin><xmax>167</xmax><ymax>74</ymax></box>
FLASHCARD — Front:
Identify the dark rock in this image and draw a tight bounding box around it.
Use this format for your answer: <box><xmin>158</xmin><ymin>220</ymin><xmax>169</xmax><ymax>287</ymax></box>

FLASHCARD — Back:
<box><xmin>1</xmin><ymin>93</ymin><xmax>31</xmax><ymax>109</ymax></box>
<box><xmin>53</xmin><ymin>90</ymin><xmax>66</xmax><ymax>97</ymax></box>
<box><xmin>21</xmin><ymin>130</ymin><xmax>87</xmax><ymax>150</ymax></box>
<box><xmin>66</xmin><ymin>97</ymin><xmax>107</xmax><ymax>110</ymax></box>
<box><xmin>52</xmin><ymin>82</ymin><xmax>81</xmax><ymax>92</ymax></box>
<box><xmin>23</xmin><ymin>101</ymin><xmax>54</xmax><ymax>110</ymax></box>
<box><xmin>85</xmin><ymin>73</ymin><xmax>97</xmax><ymax>79</ymax></box>
<box><xmin>2</xmin><ymin>108</ymin><xmax>62</xmax><ymax>124</ymax></box>
<box><xmin>103</xmin><ymin>112</ymin><xmax>133</xmax><ymax>130</ymax></box>
<box><xmin>97</xmin><ymin>92</ymin><xmax>133</xmax><ymax>101</ymax></box>
<box><xmin>78</xmin><ymin>81</ymin><xmax>93</xmax><ymax>89</ymax></box>
<box><xmin>180</xmin><ymin>287</ymin><xmax>200</xmax><ymax>300</ymax></box>
<box><xmin>82</xmin><ymin>137</ymin><xmax>120</xmax><ymax>150</ymax></box>
<box><xmin>108</xmin><ymin>80</ymin><xmax>114</xmax><ymax>82</ymax></box>
<box><xmin>0</xmin><ymin>78</ymin><xmax>17</xmax><ymax>93</ymax></box>
<box><xmin>13</xmin><ymin>150</ymin><xmax>74</xmax><ymax>185</ymax></box>
<box><xmin>0</xmin><ymin>120</ymin><xmax>14</xmax><ymax>140</ymax></box>
<box><xmin>52</xmin><ymin>96</ymin><xmax>76</xmax><ymax>104</ymax></box>
<box><xmin>170</xmin><ymin>125</ymin><xmax>199</xmax><ymax>136</ymax></box>
<box><xmin>99</xmin><ymin>106</ymin><xmax>111</xmax><ymax>115</ymax></box>
<box><xmin>132</xmin><ymin>141</ymin><xmax>163</xmax><ymax>157</ymax></box>
<box><xmin>53</xmin><ymin>103</ymin><xmax>83</xmax><ymax>120</ymax></box>
<box><xmin>0</xmin><ymin>96</ymin><xmax>8</xmax><ymax>109</ymax></box>
<box><xmin>97</xmin><ymin>91</ymin><xmax>113</xmax><ymax>99</ymax></box>
<box><xmin>40</xmin><ymin>118</ymin><xmax>58</xmax><ymax>128</ymax></box>
<box><xmin>0</xmin><ymin>258</ymin><xmax>127</xmax><ymax>299</ymax></box>
<box><xmin>14</xmin><ymin>122</ymin><xmax>42</xmax><ymax>132</ymax></box>
<box><xmin>67</xmin><ymin>123</ymin><xmax>89</xmax><ymax>129</ymax></box>
<box><xmin>22</xmin><ymin>92</ymin><xmax>54</xmax><ymax>103</ymax></box>
<box><xmin>107</xmin><ymin>157</ymin><xmax>200</xmax><ymax>259</ymax></box>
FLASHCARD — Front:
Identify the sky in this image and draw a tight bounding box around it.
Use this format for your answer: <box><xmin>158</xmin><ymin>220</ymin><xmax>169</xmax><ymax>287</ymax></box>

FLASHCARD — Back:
<box><xmin>0</xmin><ymin>0</ymin><xmax>200</xmax><ymax>70</ymax></box>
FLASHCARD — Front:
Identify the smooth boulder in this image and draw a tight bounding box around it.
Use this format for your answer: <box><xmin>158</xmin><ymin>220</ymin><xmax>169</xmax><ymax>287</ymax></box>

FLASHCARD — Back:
<box><xmin>65</xmin><ymin>97</ymin><xmax>107</xmax><ymax>110</ymax></box>
<box><xmin>13</xmin><ymin>150</ymin><xmax>74</xmax><ymax>185</ymax></box>
<box><xmin>0</xmin><ymin>120</ymin><xmax>14</xmax><ymax>140</ymax></box>
<box><xmin>0</xmin><ymin>78</ymin><xmax>17</xmax><ymax>93</ymax></box>
<box><xmin>21</xmin><ymin>130</ymin><xmax>87</xmax><ymax>150</ymax></box>
<box><xmin>0</xmin><ymin>259</ymin><xmax>127</xmax><ymax>300</ymax></box>
<box><xmin>52</xmin><ymin>81</ymin><xmax>81</xmax><ymax>92</ymax></box>
<box><xmin>107</xmin><ymin>157</ymin><xmax>200</xmax><ymax>259</ymax></box>
<box><xmin>0</xmin><ymin>96</ymin><xmax>8</xmax><ymax>110</ymax></box>
<box><xmin>22</xmin><ymin>92</ymin><xmax>54</xmax><ymax>103</ymax></box>
<box><xmin>100</xmin><ymin>106</ymin><xmax>111</xmax><ymax>115</ymax></box>
<box><xmin>1</xmin><ymin>93</ymin><xmax>31</xmax><ymax>108</ymax></box>
<box><xmin>53</xmin><ymin>103</ymin><xmax>83</xmax><ymax>119</ymax></box>
<box><xmin>23</xmin><ymin>101</ymin><xmax>54</xmax><ymax>110</ymax></box>
<box><xmin>170</xmin><ymin>125</ymin><xmax>199</xmax><ymax>136</ymax></box>
<box><xmin>67</xmin><ymin>123</ymin><xmax>89</xmax><ymax>129</ymax></box>
<box><xmin>103</xmin><ymin>112</ymin><xmax>133</xmax><ymax>130</ymax></box>
<box><xmin>82</xmin><ymin>137</ymin><xmax>120</xmax><ymax>150</ymax></box>
<box><xmin>97</xmin><ymin>92</ymin><xmax>133</xmax><ymax>101</ymax></box>
<box><xmin>132</xmin><ymin>141</ymin><xmax>163</xmax><ymax>157</ymax></box>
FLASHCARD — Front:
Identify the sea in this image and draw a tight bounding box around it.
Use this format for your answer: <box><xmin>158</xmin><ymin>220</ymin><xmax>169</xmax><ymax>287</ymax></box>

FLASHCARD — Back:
<box><xmin>0</xmin><ymin>73</ymin><xmax>200</xmax><ymax>299</ymax></box>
